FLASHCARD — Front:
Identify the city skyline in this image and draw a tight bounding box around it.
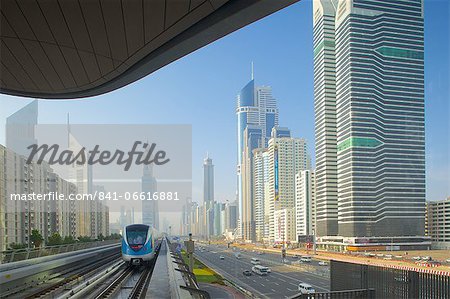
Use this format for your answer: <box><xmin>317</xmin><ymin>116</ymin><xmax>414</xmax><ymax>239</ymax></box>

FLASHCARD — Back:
<box><xmin>0</xmin><ymin>1</ymin><xmax>448</xmax><ymax>297</ymax></box>
<box><xmin>0</xmin><ymin>0</ymin><xmax>448</xmax><ymax>210</ymax></box>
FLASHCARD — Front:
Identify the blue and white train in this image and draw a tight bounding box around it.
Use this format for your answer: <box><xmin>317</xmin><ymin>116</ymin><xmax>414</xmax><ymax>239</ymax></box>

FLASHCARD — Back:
<box><xmin>122</xmin><ymin>224</ymin><xmax>158</xmax><ymax>266</ymax></box>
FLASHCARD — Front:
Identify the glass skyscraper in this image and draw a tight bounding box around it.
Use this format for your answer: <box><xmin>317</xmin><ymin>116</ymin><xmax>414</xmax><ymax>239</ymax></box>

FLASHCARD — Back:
<box><xmin>142</xmin><ymin>164</ymin><xmax>159</xmax><ymax>230</ymax></box>
<box><xmin>203</xmin><ymin>154</ymin><xmax>214</xmax><ymax>237</ymax></box>
<box><xmin>314</xmin><ymin>0</ymin><xmax>426</xmax><ymax>248</ymax></box>
<box><xmin>236</xmin><ymin>77</ymin><xmax>278</xmax><ymax>241</ymax></box>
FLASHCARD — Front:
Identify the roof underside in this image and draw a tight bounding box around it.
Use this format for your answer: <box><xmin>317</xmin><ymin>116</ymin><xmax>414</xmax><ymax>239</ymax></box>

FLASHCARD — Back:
<box><xmin>0</xmin><ymin>0</ymin><xmax>298</xmax><ymax>99</ymax></box>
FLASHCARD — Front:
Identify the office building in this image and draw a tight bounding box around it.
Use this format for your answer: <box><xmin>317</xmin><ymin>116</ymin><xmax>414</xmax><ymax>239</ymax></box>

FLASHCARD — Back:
<box><xmin>314</xmin><ymin>0</ymin><xmax>427</xmax><ymax>250</ymax></box>
<box><xmin>313</xmin><ymin>0</ymin><xmax>339</xmax><ymax>237</ymax></box>
<box><xmin>142</xmin><ymin>164</ymin><xmax>159</xmax><ymax>229</ymax></box>
<box><xmin>203</xmin><ymin>154</ymin><xmax>214</xmax><ymax>208</ymax></box>
<box><xmin>236</xmin><ymin>76</ymin><xmax>279</xmax><ymax>241</ymax></box>
<box><xmin>203</xmin><ymin>154</ymin><xmax>215</xmax><ymax>237</ymax></box>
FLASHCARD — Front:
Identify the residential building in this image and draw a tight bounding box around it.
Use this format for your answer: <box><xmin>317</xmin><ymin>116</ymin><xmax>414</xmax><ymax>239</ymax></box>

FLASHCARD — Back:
<box><xmin>426</xmin><ymin>198</ymin><xmax>450</xmax><ymax>249</ymax></box>
<box><xmin>0</xmin><ymin>145</ymin><xmax>5</xmax><ymax>251</ymax></box>
<box><xmin>295</xmin><ymin>170</ymin><xmax>316</xmax><ymax>238</ymax></box>
<box><xmin>253</xmin><ymin>148</ymin><xmax>267</xmax><ymax>242</ymax></box>
<box><xmin>274</xmin><ymin>208</ymin><xmax>296</xmax><ymax>243</ymax></box>
<box><xmin>267</xmin><ymin>132</ymin><xmax>310</xmax><ymax>242</ymax></box>
<box><xmin>0</xmin><ymin>145</ymin><xmax>94</xmax><ymax>248</ymax></box>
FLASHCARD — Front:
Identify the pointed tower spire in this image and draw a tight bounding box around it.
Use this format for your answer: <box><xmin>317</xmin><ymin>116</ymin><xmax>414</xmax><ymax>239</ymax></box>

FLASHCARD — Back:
<box><xmin>251</xmin><ymin>61</ymin><xmax>254</xmax><ymax>80</ymax></box>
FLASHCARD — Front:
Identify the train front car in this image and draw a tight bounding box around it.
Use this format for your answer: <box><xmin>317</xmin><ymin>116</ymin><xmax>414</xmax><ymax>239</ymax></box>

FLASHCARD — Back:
<box><xmin>122</xmin><ymin>224</ymin><xmax>154</xmax><ymax>266</ymax></box>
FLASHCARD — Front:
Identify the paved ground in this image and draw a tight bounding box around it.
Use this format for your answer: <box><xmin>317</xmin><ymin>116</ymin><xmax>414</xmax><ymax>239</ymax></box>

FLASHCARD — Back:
<box><xmin>199</xmin><ymin>283</ymin><xmax>245</xmax><ymax>299</ymax></box>
<box><xmin>195</xmin><ymin>244</ymin><xmax>330</xmax><ymax>299</ymax></box>
<box><xmin>224</xmin><ymin>243</ymin><xmax>450</xmax><ymax>273</ymax></box>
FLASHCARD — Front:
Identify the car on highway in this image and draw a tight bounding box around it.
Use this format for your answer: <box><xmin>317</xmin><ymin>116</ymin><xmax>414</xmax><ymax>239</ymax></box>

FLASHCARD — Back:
<box><xmin>243</xmin><ymin>270</ymin><xmax>252</xmax><ymax>276</ymax></box>
<box><xmin>251</xmin><ymin>257</ymin><xmax>261</xmax><ymax>265</ymax></box>
<box><xmin>318</xmin><ymin>261</ymin><xmax>328</xmax><ymax>266</ymax></box>
<box><xmin>300</xmin><ymin>256</ymin><xmax>312</xmax><ymax>262</ymax></box>
<box><xmin>298</xmin><ymin>283</ymin><xmax>315</xmax><ymax>294</ymax></box>
<box><xmin>252</xmin><ymin>265</ymin><xmax>269</xmax><ymax>276</ymax></box>
<box><xmin>219</xmin><ymin>255</ymin><xmax>225</xmax><ymax>260</ymax></box>
<box><xmin>413</xmin><ymin>256</ymin><xmax>421</xmax><ymax>261</ymax></box>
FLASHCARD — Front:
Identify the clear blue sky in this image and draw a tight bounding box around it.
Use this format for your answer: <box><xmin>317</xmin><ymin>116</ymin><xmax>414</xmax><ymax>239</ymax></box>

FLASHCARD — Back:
<box><xmin>0</xmin><ymin>0</ymin><xmax>449</xmax><ymax>203</ymax></box>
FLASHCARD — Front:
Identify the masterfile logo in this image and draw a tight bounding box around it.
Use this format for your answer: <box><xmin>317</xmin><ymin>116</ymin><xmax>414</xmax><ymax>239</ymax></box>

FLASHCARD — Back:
<box><xmin>5</xmin><ymin>124</ymin><xmax>192</xmax><ymax>213</ymax></box>
<box><xmin>26</xmin><ymin>141</ymin><xmax>170</xmax><ymax>171</ymax></box>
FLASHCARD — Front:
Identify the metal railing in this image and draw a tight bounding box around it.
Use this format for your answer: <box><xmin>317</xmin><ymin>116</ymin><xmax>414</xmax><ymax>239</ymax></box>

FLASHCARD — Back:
<box><xmin>1</xmin><ymin>239</ymin><xmax>120</xmax><ymax>263</ymax></box>
<box><xmin>167</xmin><ymin>239</ymin><xmax>210</xmax><ymax>299</ymax></box>
<box><xmin>291</xmin><ymin>289</ymin><xmax>375</xmax><ymax>299</ymax></box>
<box><xmin>330</xmin><ymin>260</ymin><xmax>450</xmax><ymax>299</ymax></box>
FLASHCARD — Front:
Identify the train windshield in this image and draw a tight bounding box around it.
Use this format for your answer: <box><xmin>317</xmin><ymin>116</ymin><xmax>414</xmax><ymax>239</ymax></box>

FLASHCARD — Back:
<box><xmin>126</xmin><ymin>225</ymin><xmax>148</xmax><ymax>245</ymax></box>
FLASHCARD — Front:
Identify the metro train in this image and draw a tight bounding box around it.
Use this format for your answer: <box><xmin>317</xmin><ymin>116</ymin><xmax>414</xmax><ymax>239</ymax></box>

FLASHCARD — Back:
<box><xmin>122</xmin><ymin>224</ymin><xmax>158</xmax><ymax>266</ymax></box>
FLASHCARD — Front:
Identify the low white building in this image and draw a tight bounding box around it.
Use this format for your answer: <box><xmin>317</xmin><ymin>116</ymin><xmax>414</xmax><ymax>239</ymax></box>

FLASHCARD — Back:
<box><xmin>274</xmin><ymin>208</ymin><xmax>296</xmax><ymax>243</ymax></box>
<box><xmin>426</xmin><ymin>198</ymin><xmax>450</xmax><ymax>249</ymax></box>
<box><xmin>295</xmin><ymin>170</ymin><xmax>316</xmax><ymax>239</ymax></box>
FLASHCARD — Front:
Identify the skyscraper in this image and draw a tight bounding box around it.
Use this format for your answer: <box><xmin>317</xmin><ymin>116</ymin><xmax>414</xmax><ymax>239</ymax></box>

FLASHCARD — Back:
<box><xmin>313</xmin><ymin>0</ymin><xmax>339</xmax><ymax>237</ymax></box>
<box><xmin>236</xmin><ymin>74</ymin><xmax>278</xmax><ymax>241</ymax></box>
<box><xmin>203</xmin><ymin>154</ymin><xmax>214</xmax><ymax>237</ymax></box>
<box><xmin>253</xmin><ymin>148</ymin><xmax>267</xmax><ymax>242</ymax></box>
<box><xmin>267</xmin><ymin>134</ymin><xmax>310</xmax><ymax>242</ymax></box>
<box><xmin>314</xmin><ymin>0</ymin><xmax>427</xmax><ymax>249</ymax></box>
<box><xmin>6</xmin><ymin>100</ymin><xmax>38</xmax><ymax>157</ymax></box>
<box><xmin>142</xmin><ymin>164</ymin><xmax>159</xmax><ymax>229</ymax></box>
<box><xmin>203</xmin><ymin>154</ymin><xmax>214</xmax><ymax>208</ymax></box>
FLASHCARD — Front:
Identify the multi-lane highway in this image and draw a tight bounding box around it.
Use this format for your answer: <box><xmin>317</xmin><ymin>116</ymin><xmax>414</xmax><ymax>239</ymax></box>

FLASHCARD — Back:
<box><xmin>194</xmin><ymin>244</ymin><xmax>330</xmax><ymax>298</ymax></box>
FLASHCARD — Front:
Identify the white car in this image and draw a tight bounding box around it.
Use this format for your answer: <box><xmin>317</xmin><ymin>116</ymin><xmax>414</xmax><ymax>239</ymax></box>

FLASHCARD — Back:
<box><xmin>219</xmin><ymin>256</ymin><xmax>225</xmax><ymax>260</ymax></box>
<box><xmin>298</xmin><ymin>283</ymin><xmax>315</xmax><ymax>294</ymax></box>
<box><xmin>318</xmin><ymin>261</ymin><xmax>328</xmax><ymax>266</ymax></box>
